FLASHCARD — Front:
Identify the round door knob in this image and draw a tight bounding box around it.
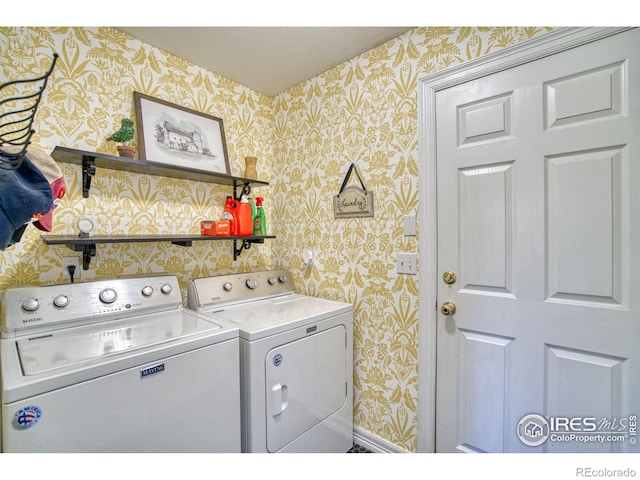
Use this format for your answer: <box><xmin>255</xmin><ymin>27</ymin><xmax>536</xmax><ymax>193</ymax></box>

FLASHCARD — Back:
<box><xmin>442</xmin><ymin>271</ymin><xmax>457</xmax><ymax>285</ymax></box>
<box><xmin>440</xmin><ymin>301</ymin><xmax>456</xmax><ymax>316</ymax></box>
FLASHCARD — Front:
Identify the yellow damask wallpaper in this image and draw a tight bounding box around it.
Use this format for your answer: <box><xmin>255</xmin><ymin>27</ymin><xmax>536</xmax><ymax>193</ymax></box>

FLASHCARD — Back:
<box><xmin>0</xmin><ymin>27</ymin><xmax>275</xmax><ymax>290</ymax></box>
<box><xmin>270</xmin><ymin>26</ymin><xmax>551</xmax><ymax>451</ymax></box>
<box><xmin>0</xmin><ymin>26</ymin><xmax>550</xmax><ymax>452</ymax></box>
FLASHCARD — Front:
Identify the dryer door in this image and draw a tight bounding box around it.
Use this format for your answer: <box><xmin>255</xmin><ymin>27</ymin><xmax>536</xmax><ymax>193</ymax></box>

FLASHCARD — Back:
<box><xmin>265</xmin><ymin>325</ymin><xmax>347</xmax><ymax>452</ymax></box>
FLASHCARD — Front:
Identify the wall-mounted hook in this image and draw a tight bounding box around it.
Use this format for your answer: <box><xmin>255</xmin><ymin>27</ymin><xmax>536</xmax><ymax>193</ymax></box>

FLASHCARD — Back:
<box><xmin>302</xmin><ymin>249</ymin><xmax>316</xmax><ymax>267</ymax></box>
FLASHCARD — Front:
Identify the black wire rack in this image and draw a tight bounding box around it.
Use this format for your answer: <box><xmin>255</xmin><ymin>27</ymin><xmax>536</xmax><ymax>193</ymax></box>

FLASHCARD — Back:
<box><xmin>0</xmin><ymin>53</ymin><xmax>58</xmax><ymax>170</ymax></box>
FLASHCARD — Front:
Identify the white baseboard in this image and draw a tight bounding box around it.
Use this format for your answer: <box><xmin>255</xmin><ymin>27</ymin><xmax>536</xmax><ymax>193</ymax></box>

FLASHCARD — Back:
<box><xmin>353</xmin><ymin>426</ymin><xmax>409</xmax><ymax>453</ymax></box>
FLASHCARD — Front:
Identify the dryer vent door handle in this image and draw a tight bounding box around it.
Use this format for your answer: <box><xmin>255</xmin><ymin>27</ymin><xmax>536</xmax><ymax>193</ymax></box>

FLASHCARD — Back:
<box><xmin>271</xmin><ymin>383</ymin><xmax>289</xmax><ymax>417</ymax></box>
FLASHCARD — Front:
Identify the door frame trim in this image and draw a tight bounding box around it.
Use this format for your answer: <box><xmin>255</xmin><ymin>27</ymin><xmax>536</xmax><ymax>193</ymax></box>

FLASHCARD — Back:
<box><xmin>416</xmin><ymin>26</ymin><xmax>635</xmax><ymax>453</ymax></box>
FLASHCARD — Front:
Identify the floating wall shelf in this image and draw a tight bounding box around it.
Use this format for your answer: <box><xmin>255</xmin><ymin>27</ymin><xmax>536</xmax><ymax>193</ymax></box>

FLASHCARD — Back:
<box><xmin>51</xmin><ymin>146</ymin><xmax>269</xmax><ymax>199</ymax></box>
<box><xmin>42</xmin><ymin>234</ymin><xmax>274</xmax><ymax>270</ymax></box>
<box><xmin>46</xmin><ymin>147</ymin><xmax>273</xmax><ymax>268</ymax></box>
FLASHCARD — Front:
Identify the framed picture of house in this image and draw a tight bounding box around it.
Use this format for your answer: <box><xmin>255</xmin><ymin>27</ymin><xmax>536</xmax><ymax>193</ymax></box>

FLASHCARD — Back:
<box><xmin>133</xmin><ymin>92</ymin><xmax>230</xmax><ymax>175</ymax></box>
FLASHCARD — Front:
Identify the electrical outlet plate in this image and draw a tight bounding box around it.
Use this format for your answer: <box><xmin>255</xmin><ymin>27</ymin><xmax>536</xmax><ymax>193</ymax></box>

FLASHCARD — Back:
<box><xmin>397</xmin><ymin>253</ymin><xmax>417</xmax><ymax>275</ymax></box>
<box><xmin>62</xmin><ymin>256</ymin><xmax>80</xmax><ymax>280</ymax></box>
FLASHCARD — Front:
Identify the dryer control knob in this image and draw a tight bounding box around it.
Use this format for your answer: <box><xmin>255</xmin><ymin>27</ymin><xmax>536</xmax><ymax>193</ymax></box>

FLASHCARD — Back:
<box><xmin>99</xmin><ymin>288</ymin><xmax>117</xmax><ymax>304</ymax></box>
<box><xmin>160</xmin><ymin>283</ymin><xmax>172</xmax><ymax>295</ymax></box>
<box><xmin>246</xmin><ymin>278</ymin><xmax>258</xmax><ymax>289</ymax></box>
<box><xmin>22</xmin><ymin>297</ymin><xmax>40</xmax><ymax>312</ymax></box>
<box><xmin>268</xmin><ymin>277</ymin><xmax>276</xmax><ymax>285</ymax></box>
<box><xmin>141</xmin><ymin>286</ymin><xmax>154</xmax><ymax>297</ymax></box>
<box><xmin>278</xmin><ymin>275</ymin><xmax>288</xmax><ymax>284</ymax></box>
<box><xmin>53</xmin><ymin>294</ymin><xmax>69</xmax><ymax>308</ymax></box>
<box><xmin>223</xmin><ymin>282</ymin><xmax>233</xmax><ymax>292</ymax></box>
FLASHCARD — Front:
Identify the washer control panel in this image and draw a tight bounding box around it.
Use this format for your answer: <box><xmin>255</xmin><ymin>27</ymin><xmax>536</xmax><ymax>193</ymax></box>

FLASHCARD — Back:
<box><xmin>187</xmin><ymin>269</ymin><xmax>295</xmax><ymax>310</ymax></box>
<box><xmin>1</xmin><ymin>275</ymin><xmax>182</xmax><ymax>337</ymax></box>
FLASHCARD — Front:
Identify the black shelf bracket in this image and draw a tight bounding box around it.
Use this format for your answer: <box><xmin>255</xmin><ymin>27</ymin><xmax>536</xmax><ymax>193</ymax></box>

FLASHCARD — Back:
<box><xmin>82</xmin><ymin>155</ymin><xmax>96</xmax><ymax>198</ymax></box>
<box><xmin>233</xmin><ymin>237</ymin><xmax>265</xmax><ymax>260</ymax></box>
<box><xmin>233</xmin><ymin>239</ymin><xmax>252</xmax><ymax>260</ymax></box>
<box><xmin>233</xmin><ymin>180</ymin><xmax>252</xmax><ymax>200</ymax></box>
<box><xmin>73</xmin><ymin>243</ymin><xmax>96</xmax><ymax>270</ymax></box>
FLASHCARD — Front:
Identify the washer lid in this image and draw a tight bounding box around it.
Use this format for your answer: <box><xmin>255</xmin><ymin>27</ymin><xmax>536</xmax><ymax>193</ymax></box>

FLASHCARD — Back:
<box><xmin>17</xmin><ymin>310</ymin><xmax>222</xmax><ymax>376</ymax></box>
<box><xmin>204</xmin><ymin>293</ymin><xmax>352</xmax><ymax>340</ymax></box>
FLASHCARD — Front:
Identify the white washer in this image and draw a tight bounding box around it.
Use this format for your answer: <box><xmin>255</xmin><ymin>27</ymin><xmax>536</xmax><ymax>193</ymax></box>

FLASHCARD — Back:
<box><xmin>0</xmin><ymin>275</ymin><xmax>241</xmax><ymax>453</ymax></box>
<box><xmin>187</xmin><ymin>269</ymin><xmax>353</xmax><ymax>453</ymax></box>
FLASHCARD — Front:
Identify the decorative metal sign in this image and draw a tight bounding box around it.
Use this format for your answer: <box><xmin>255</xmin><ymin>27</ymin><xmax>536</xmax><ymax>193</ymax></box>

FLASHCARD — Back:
<box><xmin>333</xmin><ymin>163</ymin><xmax>374</xmax><ymax>218</ymax></box>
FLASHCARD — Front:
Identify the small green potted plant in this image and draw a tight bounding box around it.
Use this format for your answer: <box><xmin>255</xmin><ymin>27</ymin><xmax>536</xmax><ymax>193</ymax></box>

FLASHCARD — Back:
<box><xmin>107</xmin><ymin>118</ymin><xmax>136</xmax><ymax>157</ymax></box>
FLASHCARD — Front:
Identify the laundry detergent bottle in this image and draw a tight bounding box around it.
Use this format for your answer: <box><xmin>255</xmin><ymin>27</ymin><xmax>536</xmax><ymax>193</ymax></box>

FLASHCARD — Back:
<box><xmin>253</xmin><ymin>197</ymin><xmax>267</xmax><ymax>235</ymax></box>
<box><xmin>222</xmin><ymin>196</ymin><xmax>237</xmax><ymax>235</ymax></box>
<box><xmin>236</xmin><ymin>195</ymin><xmax>253</xmax><ymax>236</ymax></box>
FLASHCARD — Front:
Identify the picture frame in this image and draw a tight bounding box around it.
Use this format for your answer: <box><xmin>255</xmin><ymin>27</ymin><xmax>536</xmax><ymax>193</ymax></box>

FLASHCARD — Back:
<box><xmin>133</xmin><ymin>92</ymin><xmax>230</xmax><ymax>175</ymax></box>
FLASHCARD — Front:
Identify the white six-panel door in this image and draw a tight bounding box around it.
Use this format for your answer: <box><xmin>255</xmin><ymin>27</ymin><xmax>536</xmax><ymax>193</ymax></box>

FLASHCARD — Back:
<box><xmin>425</xmin><ymin>28</ymin><xmax>639</xmax><ymax>453</ymax></box>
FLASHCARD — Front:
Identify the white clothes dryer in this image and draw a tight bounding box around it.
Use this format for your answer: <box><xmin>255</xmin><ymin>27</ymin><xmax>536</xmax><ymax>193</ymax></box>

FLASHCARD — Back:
<box><xmin>187</xmin><ymin>270</ymin><xmax>353</xmax><ymax>453</ymax></box>
<box><xmin>1</xmin><ymin>275</ymin><xmax>241</xmax><ymax>453</ymax></box>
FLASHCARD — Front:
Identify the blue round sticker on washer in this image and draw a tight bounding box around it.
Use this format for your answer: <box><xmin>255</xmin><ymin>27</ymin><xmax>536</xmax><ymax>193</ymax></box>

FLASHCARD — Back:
<box><xmin>13</xmin><ymin>406</ymin><xmax>42</xmax><ymax>430</ymax></box>
<box><xmin>273</xmin><ymin>353</ymin><xmax>283</xmax><ymax>367</ymax></box>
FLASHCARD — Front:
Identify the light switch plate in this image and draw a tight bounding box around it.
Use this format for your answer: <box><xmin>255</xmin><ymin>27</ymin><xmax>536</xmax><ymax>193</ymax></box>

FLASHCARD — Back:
<box><xmin>397</xmin><ymin>253</ymin><xmax>417</xmax><ymax>275</ymax></box>
<box><xmin>403</xmin><ymin>215</ymin><xmax>416</xmax><ymax>236</ymax></box>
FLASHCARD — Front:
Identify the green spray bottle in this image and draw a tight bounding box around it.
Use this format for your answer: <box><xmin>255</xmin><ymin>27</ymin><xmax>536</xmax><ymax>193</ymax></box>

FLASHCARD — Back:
<box><xmin>253</xmin><ymin>197</ymin><xmax>267</xmax><ymax>235</ymax></box>
<box><xmin>248</xmin><ymin>197</ymin><xmax>256</xmax><ymax>228</ymax></box>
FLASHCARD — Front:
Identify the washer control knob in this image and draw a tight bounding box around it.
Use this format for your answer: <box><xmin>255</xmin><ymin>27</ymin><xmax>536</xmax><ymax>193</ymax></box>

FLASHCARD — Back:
<box><xmin>246</xmin><ymin>278</ymin><xmax>258</xmax><ymax>289</ymax></box>
<box><xmin>99</xmin><ymin>288</ymin><xmax>117</xmax><ymax>304</ymax></box>
<box><xmin>22</xmin><ymin>297</ymin><xmax>40</xmax><ymax>312</ymax></box>
<box><xmin>268</xmin><ymin>277</ymin><xmax>276</xmax><ymax>285</ymax></box>
<box><xmin>141</xmin><ymin>286</ymin><xmax>154</xmax><ymax>297</ymax></box>
<box><xmin>160</xmin><ymin>283</ymin><xmax>172</xmax><ymax>295</ymax></box>
<box><xmin>53</xmin><ymin>294</ymin><xmax>69</xmax><ymax>308</ymax></box>
<box><xmin>223</xmin><ymin>282</ymin><xmax>233</xmax><ymax>292</ymax></box>
<box><xmin>278</xmin><ymin>275</ymin><xmax>288</xmax><ymax>284</ymax></box>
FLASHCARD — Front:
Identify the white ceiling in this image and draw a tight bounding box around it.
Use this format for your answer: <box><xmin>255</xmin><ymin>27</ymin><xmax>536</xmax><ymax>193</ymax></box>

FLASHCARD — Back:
<box><xmin>115</xmin><ymin>27</ymin><xmax>413</xmax><ymax>96</ymax></box>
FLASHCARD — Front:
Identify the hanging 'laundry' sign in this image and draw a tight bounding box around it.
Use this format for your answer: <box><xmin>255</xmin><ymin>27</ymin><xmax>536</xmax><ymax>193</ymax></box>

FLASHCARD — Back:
<box><xmin>333</xmin><ymin>163</ymin><xmax>374</xmax><ymax>218</ymax></box>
